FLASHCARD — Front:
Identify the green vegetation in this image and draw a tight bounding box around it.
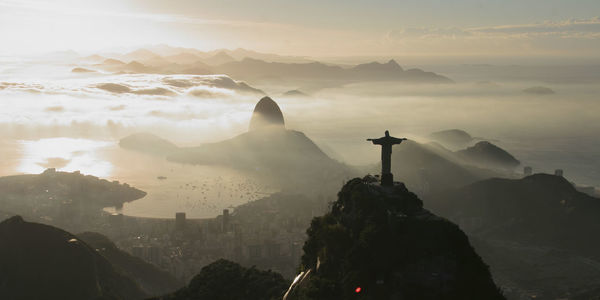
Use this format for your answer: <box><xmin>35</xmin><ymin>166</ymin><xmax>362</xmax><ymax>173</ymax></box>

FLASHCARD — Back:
<box><xmin>156</xmin><ymin>259</ymin><xmax>289</xmax><ymax>300</ymax></box>
<box><xmin>288</xmin><ymin>176</ymin><xmax>504</xmax><ymax>300</ymax></box>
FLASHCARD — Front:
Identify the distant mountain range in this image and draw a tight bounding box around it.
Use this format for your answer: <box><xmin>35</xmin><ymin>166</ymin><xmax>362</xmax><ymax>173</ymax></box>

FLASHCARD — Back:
<box><xmin>429</xmin><ymin>129</ymin><xmax>474</xmax><ymax>148</ymax></box>
<box><xmin>456</xmin><ymin>141</ymin><xmax>520</xmax><ymax>171</ymax></box>
<box><xmin>384</xmin><ymin>138</ymin><xmax>519</xmax><ymax>195</ymax></box>
<box><xmin>214</xmin><ymin>58</ymin><xmax>451</xmax><ymax>83</ymax></box>
<box><xmin>73</xmin><ymin>46</ymin><xmax>452</xmax><ymax>84</ymax></box>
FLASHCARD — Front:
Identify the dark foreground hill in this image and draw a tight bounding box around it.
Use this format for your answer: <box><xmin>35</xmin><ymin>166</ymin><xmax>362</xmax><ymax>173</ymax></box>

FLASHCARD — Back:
<box><xmin>284</xmin><ymin>176</ymin><xmax>504</xmax><ymax>300</ymax></box>
<box><xmin>0</xmin><ymin>216</ymin><xmax>146</xmax><ymax>300</ymax></box>
<box><xmin>428</xmin><ymin>174</ymin><xmax>600</xmax><ymax>299</ymax></box>
<box><xmin>153</xmin><ymin>259</ymin><xmax>289</xmax><ymax>300</ymax></box>
<box><xmin>78</xmin><ymin>232</ymin><xmax>182</xmax><ymax>297</ymax></box>
<box><xmin>428</xmin><ymin>174</ymin><xmax>600</xmax><ymax>257</ymax></box>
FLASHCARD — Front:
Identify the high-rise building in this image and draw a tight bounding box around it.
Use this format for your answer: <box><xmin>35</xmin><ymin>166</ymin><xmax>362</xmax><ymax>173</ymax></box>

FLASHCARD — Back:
<box><xmin>148</xmin><ymin>246</ymin><xmax>161</xmax><ymax>265</ymax></box>
<box><xmin>222</xmin><ymin>209</ymin><xmax>230</xmax><ymax>232</ymax></box>
<box><xmin>132</xmin><ymin>246</ymin><xmax>145</xmax><ymax>258</ymax></box>
<box><xmin>175</xmin><ymin>212</ymin><xmax>186</xmax><ymax>231</ymax></box>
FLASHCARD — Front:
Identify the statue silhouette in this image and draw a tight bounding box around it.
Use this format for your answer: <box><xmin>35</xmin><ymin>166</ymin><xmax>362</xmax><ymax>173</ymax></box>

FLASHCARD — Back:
<box><xmin>367</xmin><ymin>130</ymin><xmax>407</xmax><ymax>186</ymax></box>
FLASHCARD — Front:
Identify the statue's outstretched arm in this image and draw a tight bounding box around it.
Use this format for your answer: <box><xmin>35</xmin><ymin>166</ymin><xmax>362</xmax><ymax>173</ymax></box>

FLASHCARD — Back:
<box><xmin>367</xmin><ymin>138</ymin><xmax>383</xmax><ymax>145</ymax></box>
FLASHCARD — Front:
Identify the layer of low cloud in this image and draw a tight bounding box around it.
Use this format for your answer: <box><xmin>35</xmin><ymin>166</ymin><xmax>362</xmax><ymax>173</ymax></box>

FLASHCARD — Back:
<box><xmin>388</xmin><ymin>17</ymin><xmax>600</xmax><ymax>39</ymax></box>
<box><xmin>383</xmin><ymin>17</ymin><xmax>600</xmax><ymax>56</ymax></box>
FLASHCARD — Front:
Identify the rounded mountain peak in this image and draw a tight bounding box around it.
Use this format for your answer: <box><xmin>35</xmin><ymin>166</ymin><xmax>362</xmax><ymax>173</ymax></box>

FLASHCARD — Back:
<box><xmin>249</xmin><ymin>96</ymin><xmax>285</xmax><ymax>131</ymax></box>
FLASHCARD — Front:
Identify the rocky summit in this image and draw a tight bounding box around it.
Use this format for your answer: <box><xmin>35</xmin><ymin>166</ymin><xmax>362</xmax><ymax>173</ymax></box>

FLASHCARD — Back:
<box><xmin>249</xmin><ymin>96</ymin><xmax>286</xmax><ymax>131</ymax></box>
<box><xmin>284</xmin><ymin>176</ymin><xmax>504</xmax><ymax>300</ymax></box>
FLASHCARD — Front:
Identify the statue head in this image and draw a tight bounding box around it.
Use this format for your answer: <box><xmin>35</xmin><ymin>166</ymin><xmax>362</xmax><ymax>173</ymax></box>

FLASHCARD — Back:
<box><xmin>385</xmin><ymin>130</ymin><xmax>390</xmax><ymax>137</ymax></box>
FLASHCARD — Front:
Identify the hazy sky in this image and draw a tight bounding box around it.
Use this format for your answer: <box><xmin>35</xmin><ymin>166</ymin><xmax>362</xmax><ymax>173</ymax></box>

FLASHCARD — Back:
<box><xmin>1</xmin><ymin>0</ymin><xmax>599</xmax><ymax>58</ymax></box>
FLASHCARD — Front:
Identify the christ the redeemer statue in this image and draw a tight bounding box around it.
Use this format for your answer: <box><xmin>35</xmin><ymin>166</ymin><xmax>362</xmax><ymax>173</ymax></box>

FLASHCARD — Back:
<box><xmin>367</xmin><ymin>130</ymin><xmax>407</xmax><ymax>186</ymax></box>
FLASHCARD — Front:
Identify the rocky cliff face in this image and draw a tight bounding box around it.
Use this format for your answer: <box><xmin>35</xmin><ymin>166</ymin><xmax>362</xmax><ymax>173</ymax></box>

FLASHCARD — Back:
<box><xmin>285</xmin><ymin>176</ymin><xmax>504</xmax><ymax>300</ymax></box>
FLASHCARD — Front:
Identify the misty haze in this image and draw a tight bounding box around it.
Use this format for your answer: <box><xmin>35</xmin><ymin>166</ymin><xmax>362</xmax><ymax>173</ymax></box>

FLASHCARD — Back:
<box><xmin>1</xmin><ymin>1</ymin><xmax>600</xmax><ymax>299</ymax></box>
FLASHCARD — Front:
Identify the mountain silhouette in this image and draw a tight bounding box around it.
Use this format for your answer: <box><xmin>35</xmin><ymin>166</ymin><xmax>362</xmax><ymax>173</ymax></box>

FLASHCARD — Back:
<box><xmin>386</xmin><ymin>140</ymin><xmax>496</xmax><ymax>195</ymax></box>
<box><xmin>88</xmin><ymin>48</ymin><xmax>452</xmax><ymax>84</ymax></box>
<box><xmin>216</xmin><ymin>58</ymin><xmax>346</xmax><ymax>80</ymax></box>
<box><xmin>429</xmin><ymin>129</ymin><xmax>474</xmax><ymax>148</ymax></box>
<box><xmin>284</xmin><ymin>176</ymin><xmax>504</xmax><ymax>300</ymax></box>
<box><xmin>352</xmin><ymin>59</ymin><xmax>404</xmax><ymax>73</ymax></box>
<box><xmin>167</xmin><ymin>128</ymin><xmax>349</xmax><ymax>188</ymax></box>
<box><xmin>428</xmin><ymin>174</ymin><xmax>600</xmax><ymax>299</ymax></box>
<box><xmin>120</xmin><ymin>132</ymin><xmax>179</xmax><ymax>156</ymax></box>
<box><xmin>249</xmin><ymin>96</ymin><xmax>285</xmax><ymax>131</ymax></box>
<box><xmin>72</xmin><ymin>67</ymin><xmax>95</xmax><ymax>73</ymax></box>
<box><xmin>282</xmin><ymin>89</ymin><xmax>310</xmax><ymax>97</ymax></box>
<box><xmin>164</xmin><ymin>52</ymin><xmax>203</xmax><ymax>64</ymax></box>
<box><xmin>522</xmin><ymin>86</ymin><xmax>555</xmax><ymax>95</ymax></box>
<box><xmin>0</xmin><ymin>216</ymin><xmax>146</xmax><ymax>300</ymax></box>
<box><xmin>153</xmin><ymin>259</ymin><xmax>288</xmax><ymax>300</ymax></box>
<box><xmin>456</xmin><ymin>141</ymin><xmax>520</xmax><ymax>171</ymax></box>
<box><xmin>203</xmin><ymin>51</ymin><xmax>236</xmax><ymax>66</ymax></box>
<box><xmin>122</xmin><ymin>49</ymin><xmax>162</xmax><ymax>62</ymax></box>
<box><xmin>166</xmin><ymin>97</ymin><xmax>353</xmax><ymax>189</ymax></box>
<box><xmin>215</xmin><ymin>57</ymin><xmax>451</xmax><ymax>83</ymax></box>
<box><xmin>102</xmin><ymin>58</ymin><xmax>126</xmax><ymax>65</ymax></box>
<box><xmin>428</xmin><ymin>174</ymin><xmax>600</xmax><ymax>257</ymax></box>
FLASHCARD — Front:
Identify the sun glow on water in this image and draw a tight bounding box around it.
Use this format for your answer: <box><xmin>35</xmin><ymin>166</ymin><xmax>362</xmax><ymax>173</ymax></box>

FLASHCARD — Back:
<box><xmin>17</xmin><ymin>138</ymin><xmax>113</xmax><ymax>177</ymax></box>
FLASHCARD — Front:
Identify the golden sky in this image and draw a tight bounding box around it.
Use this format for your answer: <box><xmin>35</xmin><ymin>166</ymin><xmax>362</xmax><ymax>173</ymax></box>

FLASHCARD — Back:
<box><xmin>1</xmin><ymin>0</ymin><xmax>599</xmax><ymax>58</ymax></box>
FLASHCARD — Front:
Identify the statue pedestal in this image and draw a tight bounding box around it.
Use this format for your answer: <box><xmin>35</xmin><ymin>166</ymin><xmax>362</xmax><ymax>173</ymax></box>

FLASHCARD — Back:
<box><xmin>381</xmin><ymin>173</ymin><xmax>394</xmax><ymax>186</ymax></box>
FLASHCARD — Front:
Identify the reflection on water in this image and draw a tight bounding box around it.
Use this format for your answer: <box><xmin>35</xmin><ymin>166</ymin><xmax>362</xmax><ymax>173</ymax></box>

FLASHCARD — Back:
<box><xmin>9</xmin><ymin>137</ymin><xmax>275</xmax><ymax>218</ymax></box>
<box><xmin>17</xmin><ymin>138</ymin><xmax>113</xmax><ymax>177</ymax></box>
<box><xmin>103</xmin><ymin>148</ymin><xmax>276</xmax><ymax>218</ymax></box>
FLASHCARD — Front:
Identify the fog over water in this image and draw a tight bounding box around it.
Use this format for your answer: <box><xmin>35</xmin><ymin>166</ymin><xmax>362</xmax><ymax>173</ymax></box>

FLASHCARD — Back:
<box><xmin>1</xmin><ymin>58</ymin><xmax>599</xmax><ymax>217</ymax></box>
